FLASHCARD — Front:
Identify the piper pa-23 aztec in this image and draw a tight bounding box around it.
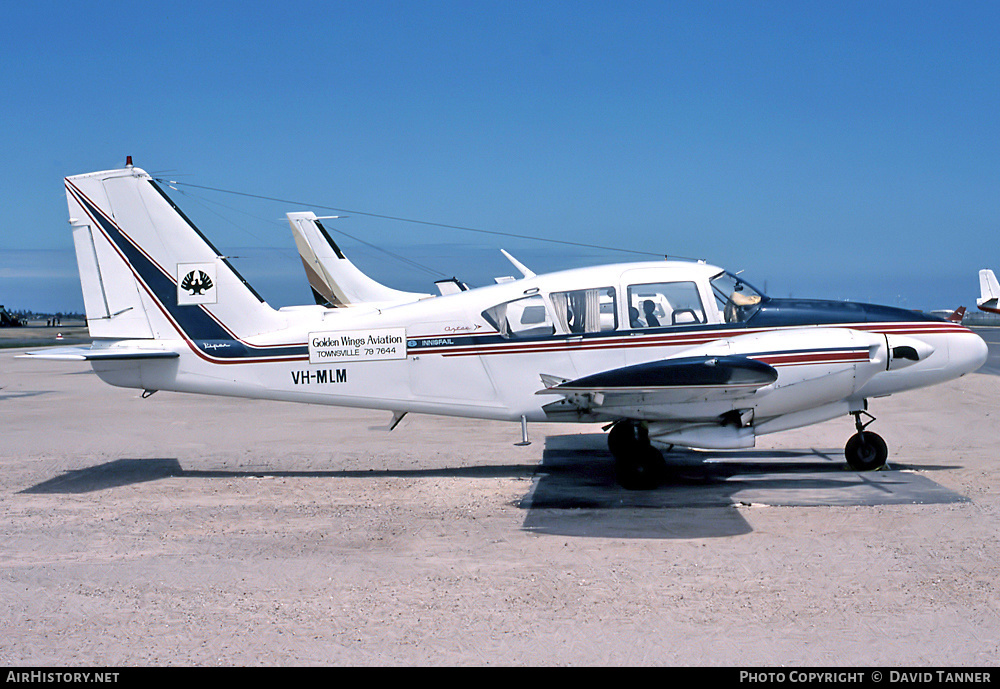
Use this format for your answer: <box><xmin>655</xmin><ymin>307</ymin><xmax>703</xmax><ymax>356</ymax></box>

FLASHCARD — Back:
<box><xmin>25</xmin><ymin>163</ymin><xmax>989</xmax><ymax>489</ymax></box>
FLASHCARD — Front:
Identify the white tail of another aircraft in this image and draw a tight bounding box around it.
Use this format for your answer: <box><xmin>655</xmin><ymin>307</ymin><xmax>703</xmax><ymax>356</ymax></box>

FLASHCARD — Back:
<box><xmin>287</xmin><ymin>211</ymin><xmax>428</xmax><ymax>307</ymax></box>
<box><xmin>978</xmin><ymin>269</ymin><xmax>1000</xmax><ymax>314</ymax></box>
<box><xmin>66</xmin><ymin>165</ymin><xmax>286</xmax><ymax>342</ymax></box>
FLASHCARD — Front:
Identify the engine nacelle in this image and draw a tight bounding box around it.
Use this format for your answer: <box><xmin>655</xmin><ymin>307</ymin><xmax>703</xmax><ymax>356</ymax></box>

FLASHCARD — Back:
<box><xmin>649</xmin><ymin>423</ymin><xmax>755</xmax><ymax>449</ymax></box>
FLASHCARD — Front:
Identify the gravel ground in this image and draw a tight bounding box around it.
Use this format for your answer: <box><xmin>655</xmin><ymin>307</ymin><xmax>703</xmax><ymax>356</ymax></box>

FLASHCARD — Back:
<box><xmin>1</xmin><ymin>341</ymin><xmax>998</xmax><ymax>666</ymax></box>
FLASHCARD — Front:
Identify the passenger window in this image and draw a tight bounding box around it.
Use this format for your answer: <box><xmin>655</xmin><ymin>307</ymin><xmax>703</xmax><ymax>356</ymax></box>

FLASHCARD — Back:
<box><xmin>627</xmin><ymin>281</ymin><xmax>706</xmax><ymax>328</ymax></box>
<box><xmin>482</xmin><ymin>294</ymin><xmax>555</xmax><ymax>339</ymax></box>
<box><xmin>550</xmin><ymin>287</ymin><xmax>617</xmax><ymax>333</ymax></box>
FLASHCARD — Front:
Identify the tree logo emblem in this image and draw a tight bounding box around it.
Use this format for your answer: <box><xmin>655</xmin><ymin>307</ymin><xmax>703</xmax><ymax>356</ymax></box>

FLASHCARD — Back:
<box><xmin>181</xmin><ymin>270</ymin><xmax>213</xmax><ymax>295</ymax></box>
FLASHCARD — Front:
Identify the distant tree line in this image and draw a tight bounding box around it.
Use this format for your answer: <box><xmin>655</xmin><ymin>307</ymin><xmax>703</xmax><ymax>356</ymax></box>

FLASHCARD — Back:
<box><xmin>0</xmin><ymin>306</ymin><xmax>85</xmax><ymax>327</ymax></box>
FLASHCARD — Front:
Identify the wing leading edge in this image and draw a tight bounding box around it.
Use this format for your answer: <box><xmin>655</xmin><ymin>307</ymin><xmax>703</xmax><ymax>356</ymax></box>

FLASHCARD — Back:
<box><xmin>537</xmin><ymin>355</ymin><xmax>777</xmax><ymax>418</ymax></box>
<box><xmin>541</xmin><ymin>355</ymin><xmax>777</xmax><ymax>393</ymax></box>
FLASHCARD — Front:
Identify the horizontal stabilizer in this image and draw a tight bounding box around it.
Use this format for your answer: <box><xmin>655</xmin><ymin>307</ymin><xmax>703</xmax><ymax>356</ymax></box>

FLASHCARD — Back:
<box><xmin>18</xmin><ymin>346</ymin><xmax>179</xmax><ymax>361</ymax></box>
<box><xmin>434</xmin><ymin>277</ymin><xmax>468</xmax><ymax>295</ymax></box>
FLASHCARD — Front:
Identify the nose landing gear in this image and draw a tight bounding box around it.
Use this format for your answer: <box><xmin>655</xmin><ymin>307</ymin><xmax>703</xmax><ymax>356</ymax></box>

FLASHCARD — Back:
<box><xmin>845</xmin><ymin>410</ymin><xmax>888</xmax><ymax>471</ymax></box>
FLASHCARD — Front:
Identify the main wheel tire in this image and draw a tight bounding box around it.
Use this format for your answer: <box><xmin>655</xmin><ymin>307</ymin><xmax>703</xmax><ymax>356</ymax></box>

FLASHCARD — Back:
<box><xmin>614</xmin><ymin>444</ymin><xmax>667</xmax><ymax>490</ymax></box>
<box><xmin>609</xmin><ymin>421</ymin><xmax>667</xmax><ymax>490</ymax></box>
<box><xmin>607</xmin><ymin>420</ymin><xmax>642</xmax><ymax>457</ymax></box>
<box><xmin>845</xmin><ymin>431</ymin><xmax>888</xmax><ymax>471</ymax></box>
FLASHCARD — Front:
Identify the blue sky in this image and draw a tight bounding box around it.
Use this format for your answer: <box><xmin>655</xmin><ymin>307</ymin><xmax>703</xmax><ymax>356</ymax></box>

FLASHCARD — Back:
<box><xmin>1</xmin><ymin>1</ymin><xmax>997</xmax><ymax>313</ymax></box>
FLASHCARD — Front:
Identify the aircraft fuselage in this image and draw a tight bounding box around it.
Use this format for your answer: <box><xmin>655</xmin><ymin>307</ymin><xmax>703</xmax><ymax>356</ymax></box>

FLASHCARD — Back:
<box><xmin>89</xmin><ymin>261</ymin><xmax>987</xmax><ymax>441</ymax></box>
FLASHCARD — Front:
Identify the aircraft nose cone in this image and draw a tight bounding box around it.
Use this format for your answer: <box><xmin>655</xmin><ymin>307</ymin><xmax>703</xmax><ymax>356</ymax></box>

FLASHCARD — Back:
<box><xmin>953</xmin><ymin>330</ymin><xmax>989</xmax><ymax>375</ymax></box>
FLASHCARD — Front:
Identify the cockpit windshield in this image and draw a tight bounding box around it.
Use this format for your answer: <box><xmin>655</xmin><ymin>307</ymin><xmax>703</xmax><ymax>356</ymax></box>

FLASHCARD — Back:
<box><xmin>710</xmin><ymin>271</ymin><xmax>767</xmax><ymax>323</ymax></box>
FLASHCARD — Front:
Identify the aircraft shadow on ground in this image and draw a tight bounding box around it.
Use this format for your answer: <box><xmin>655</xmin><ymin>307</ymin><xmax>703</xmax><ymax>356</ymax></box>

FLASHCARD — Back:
<box><xmin>20</xmin><ymin>433</ymin><xmax>966</xmax><ymax>541</ymax></box>
<box><xmin>0</xmin><ymin>389</ymin><xmax>53</xmax><ymax>401</ymax></box>
<box><xmin>518</xmin><ymin>433</ymin><xmax>967</xmax><ymax>539</ymax></box>
<box><xmin>19</xmin><ymin>458</ymin><xmax>539</xmax><ymax>495</ymax></box>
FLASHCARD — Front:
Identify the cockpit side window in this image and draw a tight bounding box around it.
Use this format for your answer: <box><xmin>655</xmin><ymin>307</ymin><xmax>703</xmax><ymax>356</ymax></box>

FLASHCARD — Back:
<box><xmin>710</xmin><ymin>271</ymin><xmax>765</xmax><ymax>324</ymax></box>
<box><xmin>482</xmin><ymin>294</ymin><xmax>555</xmax><ymax>339</ymax></box>
<box><xmin>626</xmin><ymin>281</ymin><xmax>706</xmax><ymax>328</ymax></box>
<box><xmin>550</xmin><ymin>287</ymin><xmax>617</xmax><ymax>334</ymax></box>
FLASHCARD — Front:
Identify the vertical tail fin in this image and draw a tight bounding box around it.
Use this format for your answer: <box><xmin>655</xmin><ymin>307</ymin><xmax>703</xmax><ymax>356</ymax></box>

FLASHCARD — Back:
<box><xmin>66</xmin><ymin>166</ymin><xmax>283</xmax><ymax>341</ymax></box>
<box><xmin>287</xmin><ymin>212</ymin><xmax>429</xmax><ymax>306</ymax></box>
<box><xmin>978</xmin><ymin>269</ymin><xmax>1000</xmax><ymax>314</ymax></box>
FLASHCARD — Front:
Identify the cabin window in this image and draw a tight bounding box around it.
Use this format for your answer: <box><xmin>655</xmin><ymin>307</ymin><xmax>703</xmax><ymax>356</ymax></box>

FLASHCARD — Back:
<box><xmin>482</xmin><ymin>294</ymin><xmax>555</xmax><ymax>339</ymax></box>
<box><xmin>549</xmin><ymin>287</ymin><xmax>617</xmax><ymax>333</ymax></box>
<box><xmin>627</xmin><ymin>281</ymin><xmax>706</xmax><ymax>328</ymax></box>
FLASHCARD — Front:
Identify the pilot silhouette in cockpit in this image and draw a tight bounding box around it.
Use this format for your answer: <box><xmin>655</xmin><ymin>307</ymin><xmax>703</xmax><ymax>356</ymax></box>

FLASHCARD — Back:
<box><xmin>642</xmin><ymin>300</ymin><xmax>660</xmax><ymax>327</ymax></box>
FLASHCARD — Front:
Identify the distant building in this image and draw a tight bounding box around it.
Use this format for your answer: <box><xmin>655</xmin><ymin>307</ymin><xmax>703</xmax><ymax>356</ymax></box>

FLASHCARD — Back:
<box><xmin>964</xmin><ymin>310</ymin><xmax>1000</xmax><ymax>326</ymax></box>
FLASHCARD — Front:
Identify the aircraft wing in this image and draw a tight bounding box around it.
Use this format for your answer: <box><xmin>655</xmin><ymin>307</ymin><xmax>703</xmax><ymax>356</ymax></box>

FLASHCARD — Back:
<box><xmin>537</xmin><ymin>355</ymin><xmax>778</xmax><ymax>415</ymax></box>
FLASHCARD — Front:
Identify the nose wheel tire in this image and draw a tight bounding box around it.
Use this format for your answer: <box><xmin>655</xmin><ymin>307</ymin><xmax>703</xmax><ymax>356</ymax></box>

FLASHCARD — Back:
<box><xmin>844</xmin><ymin>431</ymin><xmax>888</xmax><ymax>471</ymax></box>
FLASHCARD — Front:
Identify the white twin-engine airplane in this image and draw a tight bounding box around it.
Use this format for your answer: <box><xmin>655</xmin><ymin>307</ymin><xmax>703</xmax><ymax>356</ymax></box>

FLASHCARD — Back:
<box><xmin>26</xmin><ymin>164</ymin><xmax>989</xmax><ymax>489</ymax></box>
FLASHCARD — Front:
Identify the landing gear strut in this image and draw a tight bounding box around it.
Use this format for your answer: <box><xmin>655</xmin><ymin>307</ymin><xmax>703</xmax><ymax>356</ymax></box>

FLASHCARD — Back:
<box><xmin>608</xmin><ymin>420</ymin><xmax>667</xmax><ymax>490</ymax></box>
<box><xmin>845</xmin><ymin>410</ymin><xmax>888</xmax><ymax>471</ymax></box>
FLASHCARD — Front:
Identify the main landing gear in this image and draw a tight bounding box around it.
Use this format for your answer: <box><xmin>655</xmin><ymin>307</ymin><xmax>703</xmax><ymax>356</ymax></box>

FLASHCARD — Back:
<box><xmin>845</xmin><ymin>410</ymin><xmax>888</xmax><ymax>471</ymax></box>
<box><xmin>607</xmin><ymin>420</ymin><xmax>667</xmax><ymax>490</ymax></box>
<box><xmin>608</xmin><ymin>410</ymin><xmax>889</xmax><ymax>487</ymax></box>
